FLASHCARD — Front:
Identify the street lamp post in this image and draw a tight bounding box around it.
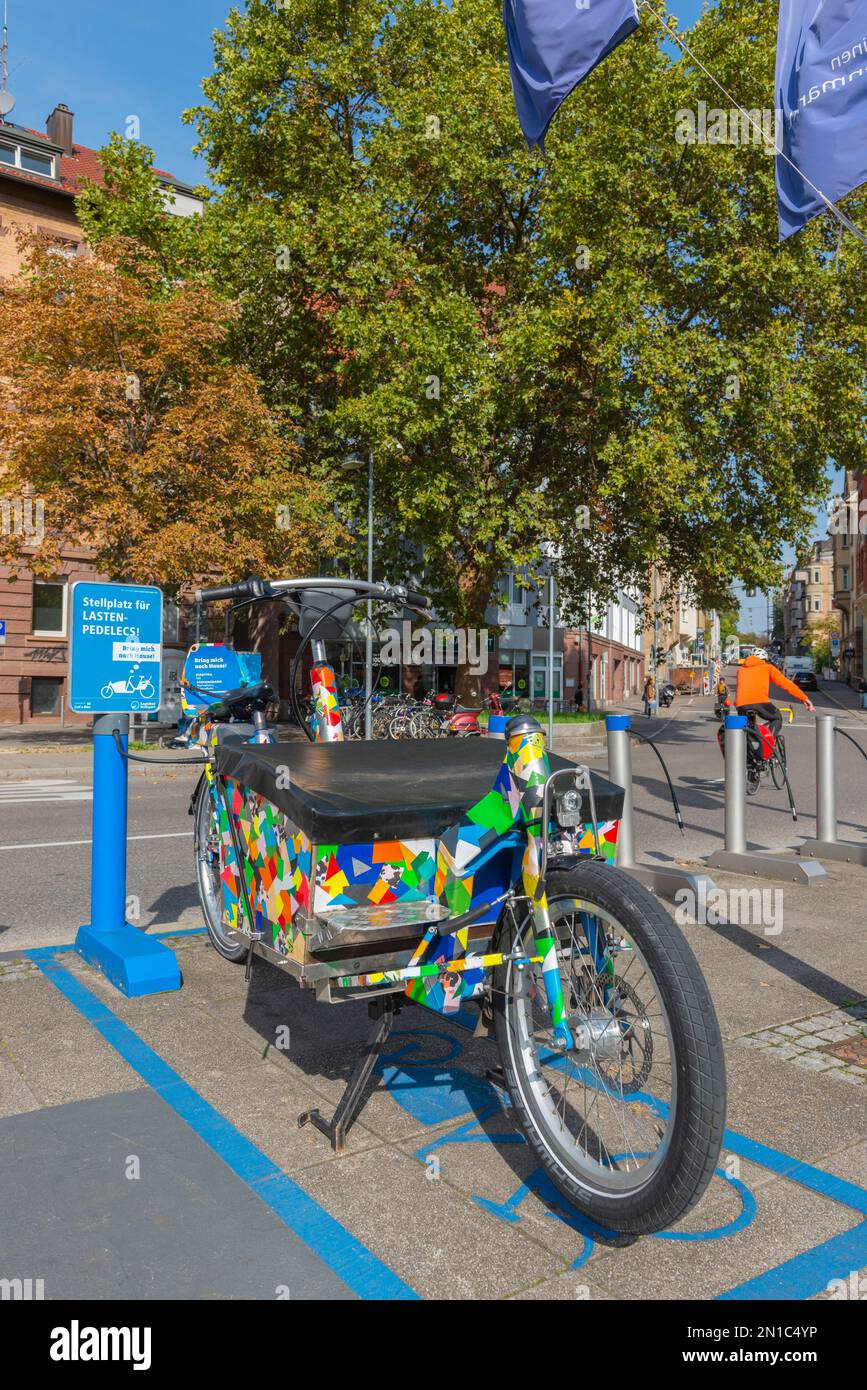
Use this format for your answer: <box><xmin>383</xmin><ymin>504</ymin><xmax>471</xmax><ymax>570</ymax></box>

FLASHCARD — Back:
<box><xmin>541</xmin><ymin>543</ymin><xmax>559</xmax><ymax>745</ymax></box>
<box><xmin>365</xmin><ymin>452</ymin><xmax>374</xmax><ymax>740</ymax></box>
<box><xmin>342</xmin><ymin>450</ymin><xmax>375</xmax><ymax>739</ymax></box>
<box><xmin>547</xmin><ymin>566</ymin><xmax>556</xmax><ymax>746</ymax></box>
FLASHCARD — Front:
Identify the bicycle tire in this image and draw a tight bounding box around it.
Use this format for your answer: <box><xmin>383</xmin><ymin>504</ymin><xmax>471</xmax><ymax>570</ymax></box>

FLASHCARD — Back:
<box><xmin>194</xmin><ymin>783</ymin><xmax>247</xmax><ymax>963</ymax></box>
<box><xmin>493</xmin><ymin>862</ymin><xmax>726</xmax><ymax>1234</ymax></box>
<box><xmin>770</xmin><ymin>737</ymin><xmax>787</xmax><ymax>791</ymax></box>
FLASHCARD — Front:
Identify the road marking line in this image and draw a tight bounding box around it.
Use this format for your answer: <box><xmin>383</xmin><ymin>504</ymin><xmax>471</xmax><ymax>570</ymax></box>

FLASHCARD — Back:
<box><xmin>26</xmin><ymin>949</ymin><xmax>417</xmax><ymax>1302</ymax></box>
<box><xmin>0</xmin><ymin>831</ymin><xmax>193</xmax><ymax>851</ymax></box>
<box><xmin>0</xmin><ymin>778</ymin><xmax>93</xmax><ymax>805</ymax></box>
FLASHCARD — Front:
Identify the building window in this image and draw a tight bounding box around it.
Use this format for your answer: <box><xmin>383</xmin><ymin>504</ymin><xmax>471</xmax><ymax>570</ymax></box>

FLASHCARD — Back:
<box><xmin>32</xmin><ymin>580</ymin><xmax>67</xmax><ymax>636</ymax></box>
<box><xmin>813</xmin><ymin>570</ymin><xmax>820</xmax><ymax>584</ymax></box>
<box><xmin>21</xmin><ymin>148</ymin><xmax>54</xmax><ymax>177</ymax></box>
<box><xmin>532</xmin><ymin>653</ymin><xmax>563</xmax><ymax>703</ymax></box>
<box><xmin>499</xmin><ymin>649</ymin><xmax>530</xmax><ymax>697</ymax></box>
<box><xmin>31</xmin><ymin>677</ymin><xmax>62</xmax><ymax>717</ymax></box>
<box><xmin>37</xmin><ymin>226</ymin><xmax>81</xmax><ymax>258</ymax></box>
<box><xmin>0</xmin><ymin>140</ymin><xmax>55</xmax><ymax>179</ymax></box>
<box><xmin>842</xmin><ymin>568</ymin><xmax>849</xmax><ymax>592</ymax></box>
<box><xmin>814</xmin><ymin>599</ymin><xmax>821</xmax><ymax>612</ymax></box>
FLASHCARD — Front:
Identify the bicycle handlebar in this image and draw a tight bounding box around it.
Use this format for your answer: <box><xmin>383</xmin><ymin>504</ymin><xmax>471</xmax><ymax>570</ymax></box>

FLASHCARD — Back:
<box><xmin>195</xmin><ymin>578</ymin><xmax>269</xmax><ymax>604</ymax></box>
<box><xmin>195</xmin><ymin>577</ymin><xmax>431</xmax><ymax>611</ymax></box>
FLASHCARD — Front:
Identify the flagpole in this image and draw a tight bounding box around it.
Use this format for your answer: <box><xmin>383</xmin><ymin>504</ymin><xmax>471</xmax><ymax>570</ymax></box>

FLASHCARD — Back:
<box><xmin>638</xmin><ymin>1</ymin><xmax>867</xmax><ymax>250</ymax></box>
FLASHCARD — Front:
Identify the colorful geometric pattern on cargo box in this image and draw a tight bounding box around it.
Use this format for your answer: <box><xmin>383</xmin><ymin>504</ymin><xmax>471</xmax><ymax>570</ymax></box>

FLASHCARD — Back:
<box><xmin>220</xmin><ymin>780</ymin><xmax>312</xmax><ymax>954</ymax></box>
<box><xmin>313</xmin><ymin>838</ymin><xmax>438</xmax><ymax>912</ymax></box>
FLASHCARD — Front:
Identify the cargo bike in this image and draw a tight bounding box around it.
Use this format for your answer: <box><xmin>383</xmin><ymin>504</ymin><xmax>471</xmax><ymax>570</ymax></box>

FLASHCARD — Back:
<box><xmin>188</xmin><ymin>575</ymin><xmax>726</xmax><ymax>1235</ymax></box>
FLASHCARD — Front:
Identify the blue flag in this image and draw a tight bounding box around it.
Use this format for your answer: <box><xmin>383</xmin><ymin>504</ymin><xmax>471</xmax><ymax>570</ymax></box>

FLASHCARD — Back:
<box><xmin>776</xmin><ymin>0</ymin><xmax>867</xmax><ymax>239</ymax></box>
<box><xmin>503</xmin><ymin>0</ymin><xmax>640</xmax><ymax>149</ymax></box>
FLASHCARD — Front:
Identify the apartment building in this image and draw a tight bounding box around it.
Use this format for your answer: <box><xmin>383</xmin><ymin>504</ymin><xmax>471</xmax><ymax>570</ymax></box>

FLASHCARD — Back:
<box><xmin>782</xmin><ymin>538</ymin><xmax>834</xmax><ymax>656</ymax></box>
<box><xmin>829</xmin><ymin>470</ymin><xmax>859</xmax><ymax>682</ymax></box>
<box><xmin>641</xmin><ymin>569</ymin><xmax>719</xmax><ymax>676</ymax></box>
<box><xmin>0</xmin><ymin>100</ymin><xmax>202</xmax><ymax>724</ymax></box>
<box><xmin>572</xmin><ymin>591</ymin><xmax>644</xmax><ymax>708</ymax></box>
<box><xmin>854</xmin><ymin>470</ymin><xmax>867</xmax><ymax>683</ymax></box>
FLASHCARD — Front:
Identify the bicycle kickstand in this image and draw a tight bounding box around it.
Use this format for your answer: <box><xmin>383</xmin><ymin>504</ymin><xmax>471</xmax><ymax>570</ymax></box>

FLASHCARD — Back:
<box><xmin>298</xmin><ymin>996</ymin><xmax>398</xmax><ymax>1154</ymax></box>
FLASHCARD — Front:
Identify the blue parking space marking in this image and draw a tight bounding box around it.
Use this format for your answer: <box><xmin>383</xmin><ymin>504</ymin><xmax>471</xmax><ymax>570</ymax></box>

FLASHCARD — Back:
<box><xmin>25</xmin><ymin>946</ymin><xmax>867</xmax><ymax>1301</ymax></box>
<box><xmin>719</xmin><ymin>1128</ymin><xmax>867</xmax><ymax>1217</ymax></box>
<box><xmin>373</xmin><ymin>1025</ymin><xmax>867</xmax><ymax>1298</ymax></box>
<box><xmin>719</xmin><ymin>1222</ymin><xmax>867</xmax><ymax>1301</ymax></box>
<box><xmin>26</xmin><ymin>947</ymin><xmax>416</xmax><ymax>1302</ymax></box>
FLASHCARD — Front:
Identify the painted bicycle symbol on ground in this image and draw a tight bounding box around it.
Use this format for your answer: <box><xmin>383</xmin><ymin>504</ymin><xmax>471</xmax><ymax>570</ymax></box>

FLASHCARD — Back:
<box><xmin>376</xmin><ymin>1024</ymin><xmax>756</xmax><ymax>1270</ymax></box>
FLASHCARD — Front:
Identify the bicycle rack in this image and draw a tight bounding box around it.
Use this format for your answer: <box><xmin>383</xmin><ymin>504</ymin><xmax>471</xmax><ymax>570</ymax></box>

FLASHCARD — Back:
<box><xmin>797</xmin><ymin>712</ymin><xmax>867</xmax><ymax>867</ymax></box>
<box><xmin>707</xmin><ymin>716</ymin><xmax>826</xmax><ymax>885</ymax></box>
<box><xmin>605</xmin><ymin>715</ymin><xmax>719</xmax><ymax>902</ymax></box>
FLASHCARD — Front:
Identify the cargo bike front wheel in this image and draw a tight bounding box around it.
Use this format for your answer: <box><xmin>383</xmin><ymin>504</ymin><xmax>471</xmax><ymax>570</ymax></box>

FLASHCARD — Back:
<box><xmin>493</xmin><ymin>860</ymin><xmax>726</xmax><ymax>1234</ymax></box>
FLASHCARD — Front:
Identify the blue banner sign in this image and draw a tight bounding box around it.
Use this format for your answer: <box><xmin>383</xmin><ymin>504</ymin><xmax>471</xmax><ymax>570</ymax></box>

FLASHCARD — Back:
<box><xmin>180</xmin><ymin>645</ymin><xmax>262</xmax><ymax>714</ymax></box>
<box><xmin>69</xmin><ymin>582</ymin><xmax>163</xmax><ymax>714</ymax></box>
<box><xmin>503</xmin><ymin>0</ymin><xmax>639</xmax><ymax>149</ymax></box>
<box><xmin>0</xmin><ymin>619</ymin><xmax>6</xmax><ymax>646</ymax></box>
<box><xmin>776</xmin><ymin>0</ymin><xmax>867</xmax><ymax>238</ymax></box>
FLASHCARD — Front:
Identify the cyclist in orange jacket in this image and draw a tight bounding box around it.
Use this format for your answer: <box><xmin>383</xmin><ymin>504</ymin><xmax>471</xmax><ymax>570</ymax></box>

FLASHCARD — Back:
<box><xmin>735</xmin><ymin>655</ymin><xmax>814</xmax><ymax>739</ymax></box>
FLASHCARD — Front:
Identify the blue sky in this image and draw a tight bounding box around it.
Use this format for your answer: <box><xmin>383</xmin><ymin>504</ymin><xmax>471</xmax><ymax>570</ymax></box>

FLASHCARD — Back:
<box><xmin>6</xmin><ymin>1</ymin><xmax>708</xmax><ymax>185</ymax></box>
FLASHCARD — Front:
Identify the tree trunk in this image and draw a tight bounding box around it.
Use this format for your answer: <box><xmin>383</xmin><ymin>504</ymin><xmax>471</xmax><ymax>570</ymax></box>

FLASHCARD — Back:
<box><xmin>453</xmin><ymin>563</ymin><xmax>497</xmax><ymax>706</ymax></box>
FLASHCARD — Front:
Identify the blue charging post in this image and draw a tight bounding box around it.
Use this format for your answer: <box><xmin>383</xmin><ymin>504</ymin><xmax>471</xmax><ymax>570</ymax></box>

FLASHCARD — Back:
<box><xmin>70</xmin><ymin>581</ymin><xmax>181</xmax><ymax>996</ymax></box>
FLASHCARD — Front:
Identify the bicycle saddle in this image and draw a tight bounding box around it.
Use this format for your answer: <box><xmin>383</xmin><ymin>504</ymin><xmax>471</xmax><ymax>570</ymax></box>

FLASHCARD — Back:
<box><xmin>208</xmin><ymin>682</ymin><xmax>274</xmax><ymax>717</ymax></box>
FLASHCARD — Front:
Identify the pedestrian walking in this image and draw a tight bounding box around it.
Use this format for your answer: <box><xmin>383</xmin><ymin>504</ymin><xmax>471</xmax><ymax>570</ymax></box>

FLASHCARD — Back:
<box><xmin>858</xmin><ymin>678</ymin><xmax>867</xmax><ymax>711</ymax></box>
<box><xmin>643</xmin><ymin>674</ymin><xmax>657</xmax><ymax>718</ymax></box>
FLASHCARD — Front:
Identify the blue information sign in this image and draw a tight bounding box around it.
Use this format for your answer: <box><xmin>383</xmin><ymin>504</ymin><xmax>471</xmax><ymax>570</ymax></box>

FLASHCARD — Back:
<box><xmin>69</xmin><ymin>582</ymin><xmax>163</xmax><ymax>714</ymax></box>
<box><xmin>0</xmin><ymin>619</ymin><xmax>6</xmax><ymax>645</ymax></box>
<box><xmin>180</xmin><ymin>644</ymin><xmax>262</xmax><ymax>714</ymax></box>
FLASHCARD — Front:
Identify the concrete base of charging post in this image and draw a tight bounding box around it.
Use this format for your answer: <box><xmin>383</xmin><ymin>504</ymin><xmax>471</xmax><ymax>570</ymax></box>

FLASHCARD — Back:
<box><xmin>75</xmin><ymin>925</ymin><xmax>182</xmax><ymax>998</ymax></box>
<box><xmin>605</xmin><ymin>715</ymin><xmax>718</xmax><ymax>903</ymax></box>
<box><xmin>706</xmin><ymin>715</ymin><xmax>826</xmax><ymax>886</ymax></box>
<box><xmin>797</xmin><ymin>840</ymin><xmax>867</xmax><ymax>866</ymax></box>
<box><xmin>74</xmin><ymin>711</ymin><xmax>181</xmax><ymax>999</ymax></box>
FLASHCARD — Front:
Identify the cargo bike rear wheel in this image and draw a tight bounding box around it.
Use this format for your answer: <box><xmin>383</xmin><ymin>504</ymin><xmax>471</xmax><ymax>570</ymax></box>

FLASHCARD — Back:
<box><xmin>492</xmin><ymin>860</ymin><xmax>726</xmax><ymax>1234</ymax></box>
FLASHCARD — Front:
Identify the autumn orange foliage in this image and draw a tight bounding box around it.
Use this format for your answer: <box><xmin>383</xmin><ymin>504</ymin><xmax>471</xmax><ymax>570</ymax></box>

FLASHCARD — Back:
<box><xmin>0</xmin><ymin>235</ymin><xmax>341</xmax><ymax>585</ymax></box>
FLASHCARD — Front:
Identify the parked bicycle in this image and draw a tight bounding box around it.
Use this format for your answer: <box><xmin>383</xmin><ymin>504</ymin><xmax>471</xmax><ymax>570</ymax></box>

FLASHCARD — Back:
<box><xmin>185</xmin><ymin>574</ymin><xmax>725</xmax><ymax>1234</ymax></box>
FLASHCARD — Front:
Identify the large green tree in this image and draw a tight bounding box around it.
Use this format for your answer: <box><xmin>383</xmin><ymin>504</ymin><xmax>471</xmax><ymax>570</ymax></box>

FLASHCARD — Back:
<box><xmin>81</xmin><ymin>0</ymin><xmax>866</xmax><ymax>694</ymax></box>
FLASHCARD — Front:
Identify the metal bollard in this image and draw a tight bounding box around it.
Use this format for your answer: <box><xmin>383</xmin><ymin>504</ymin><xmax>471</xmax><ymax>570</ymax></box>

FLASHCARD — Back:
<box><xmin>607</xmin><ymin>716</ymin><xmax>636</xmax><ymax>868</ymax></box>
<box><xmin>605</xmin><ymin>714</ymin><xmax>716</xmax><ymax>902</ymax></box>
<box><xmin>709</xmin><ymin>715</ymin><xmax>825</xmax><ymax>883</ymax></box>
<box><xmin>723</xmin><ymin>715</ymin><xmax>747</xmax><ymax>855</ymax></box>
<box><xmin>816</xmin><ymin>713</ymin><xmax>837</xmax><ymax>844</ymax></box>
<box><xmin>798</xmin><ymin>711</ymin><xmax>867</xmax><ymax>865</ymax></box>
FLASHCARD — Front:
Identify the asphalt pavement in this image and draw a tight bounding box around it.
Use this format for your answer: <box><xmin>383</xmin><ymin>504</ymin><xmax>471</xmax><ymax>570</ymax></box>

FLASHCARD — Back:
<box><xmin>0</xmin><ymin>676</ymin><xmax>865</xmax><ymax>952</ymax></box>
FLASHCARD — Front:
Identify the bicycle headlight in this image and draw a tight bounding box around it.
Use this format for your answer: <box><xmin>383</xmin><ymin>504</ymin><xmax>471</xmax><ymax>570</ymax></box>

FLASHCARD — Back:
<box><xmin>555</xmin><ymin>787</ymin><xmax>584</xmax><ymax>828</ymax></box>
